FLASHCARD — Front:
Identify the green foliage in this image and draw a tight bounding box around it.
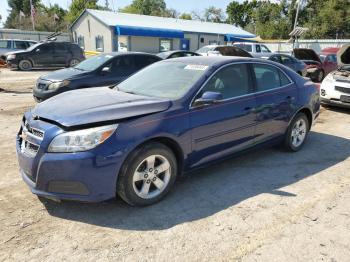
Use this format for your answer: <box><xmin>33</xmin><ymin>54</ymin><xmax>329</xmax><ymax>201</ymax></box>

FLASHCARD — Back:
<box><xmin>65</xmin><ymin>0</ymin><xmax>100</xmax><ymax>23</ymax></box>
<box><xmin>119</xmin><ymin>0</ymin><xmax>167</xmax><ymax>16</ymax></box>
<box><xmin>204</xmin><ymin>6</ymin><xmax>225</xmax><ymax>23</ymax></box>
<box><xmin>179</xmin><ymin>13</ymin><xmax>192</xmax><ymax>20</ymax></box>
<box><xmin>226</xmin><ymin>0</ymin><xmax>350</xmax><ymax>39</ymax></box>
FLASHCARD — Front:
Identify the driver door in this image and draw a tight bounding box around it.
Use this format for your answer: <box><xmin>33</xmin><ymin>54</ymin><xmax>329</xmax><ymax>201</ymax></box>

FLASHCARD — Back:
<box><xmin>189</xmin><ymin>63</ymin><xmax>257</xmax><ymax>167</ymax></box>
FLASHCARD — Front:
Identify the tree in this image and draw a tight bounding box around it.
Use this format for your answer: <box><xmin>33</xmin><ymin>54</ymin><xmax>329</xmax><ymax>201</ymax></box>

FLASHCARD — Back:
<box><xmin>204</xmin><ymin>6</ymin><xmax>225</xmax><ymax>23</ymax></box>
<box><xmin>5</xmin><ymin>0</ymin><xmax>42</xmax><ymax>28</ymax></box>
<box><xmin>66</xmin><ymin>0</ymin><xmax>100</xmax><ymax>23</ymax></box>
<box><xmin>119</xmin><ymin>0</ymin><xmax>167</xmax><ymax>16</ymax></box>
<box><xmin>179</xmin><ymin>13</ymin><xmax>192</xmax><ymax>20</ymax></box>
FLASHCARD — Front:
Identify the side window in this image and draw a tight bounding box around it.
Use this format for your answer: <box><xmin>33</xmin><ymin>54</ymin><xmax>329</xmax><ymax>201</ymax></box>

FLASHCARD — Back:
<box><xmin>329</xmin><ymin>55</ymin><xmax>337</xmax><ymax>63</ymax></box>
<box><xmin>109</xmin><ymin>56</ymin><xmax>135</xmax><ymax>76</ymax></box>
<box><xmin>200</xmin><ymin>64</ymin><xmax>251</xmax><ymax>100</ymax></box>
<box><xmin>54</xmin><ymin>43</ymin><xmax>68</xmax><ymax>52</ymax></box>
<box><xmin>0</xmin><ymin>40</ymin><xmax>11</xmax><ymax>49</ymax></box>
<box><xmin>256</xmin><ymin>45</ymin><xmax>261</xmax><ymax>53</ymax></box>
<box><xmin>36</xmin><ymin>44</ymin><xmax>52</xmax><ymax>53</ymax></box>
<box><xmin>281</xmin><ymin>55</ymin><xmax>293</xmax><ymax>64</ymax></box>
<box><xmin>270</xmin><ymin>55</ymin><xmax>281</xmax><ymax>63</ymax></box>
<box><xmin>169</xmin><ymin>52</ymin><xmax>183</xmax><ymax>58</ymax></box>
<box><xmin>14</xmin><ymin>41</ymin><xmax>28</xmax><ymax>49</ymax></box>
<box><xmin>134</xmin><ymin>55</ymin><xmax>159</xmax><ymax>70</ymax></box>
<box><xmin>261</xmin><ymin>45</ymin><xmax>271</xmax><ymax>53</ymax></box>
<box><xmin>253</xmin><ymin>64</ymin><xmax>291</xmax><ymax>92</ymax></box>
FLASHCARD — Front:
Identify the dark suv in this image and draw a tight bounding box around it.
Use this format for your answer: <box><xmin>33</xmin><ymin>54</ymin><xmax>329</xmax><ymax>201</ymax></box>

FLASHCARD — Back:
<box><xmin>6</xmin><ymin>41</ymin><xmax>85</xmax><ymax>71</ymax></box>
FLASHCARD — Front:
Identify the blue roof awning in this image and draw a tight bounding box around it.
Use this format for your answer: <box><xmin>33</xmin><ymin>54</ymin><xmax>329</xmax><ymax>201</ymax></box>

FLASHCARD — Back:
<box><xmin>224</xmin><ymin>34</ymin><xmax>257</xmax><ymax>42</ymax></box>
<box><xmin>115</xmin><ymin>25</ymin><xmax>184</xmax><ymax>38</ymax></box>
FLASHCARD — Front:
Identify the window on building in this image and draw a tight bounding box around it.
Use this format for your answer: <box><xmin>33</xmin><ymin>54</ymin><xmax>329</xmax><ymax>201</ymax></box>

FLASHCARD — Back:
<box><xmin>200</xmin><ymin>37</ymin><xmax>204</xmax><ymax>43</ymax></box>
<box><xmin>160</xmin><ymin>39</ymin><xmax>172</xmax><ymax>52</ymax></box>
<box><xmin>95</xmin><ymin>35</ymin><xmax>104</xmax><ymax>52</ymax></box>
<box><xmin>77</xmin><ymin>35</ymin><xmax>85</xmax><ymax>49</ymax></box>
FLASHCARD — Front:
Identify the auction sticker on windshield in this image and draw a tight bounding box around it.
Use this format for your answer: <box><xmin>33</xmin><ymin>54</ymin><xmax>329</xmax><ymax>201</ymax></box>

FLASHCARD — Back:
<box><xmin>184</xmin><ymin>65</ymin><xmax>208</xmax><ymax>71</ymax></box>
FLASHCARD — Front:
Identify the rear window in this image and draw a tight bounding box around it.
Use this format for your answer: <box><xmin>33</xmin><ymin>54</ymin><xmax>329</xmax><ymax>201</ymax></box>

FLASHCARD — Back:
<box><xmin>0</xmin><ymin>40</ymin><xmax>10</xmax><ymax>49</ymax></box>
<box><xmin>196</xmin><ymin>46</ymin><xmax>216</xmax><ymax>53</ymax></box>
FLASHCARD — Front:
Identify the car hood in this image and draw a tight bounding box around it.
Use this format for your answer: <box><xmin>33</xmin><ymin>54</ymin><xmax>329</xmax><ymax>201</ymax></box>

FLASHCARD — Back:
<box><xmin>293</xmin><ymin>48</ymin><xmax>322</xmax><ymax>63</ymax></box>
<box><xmin>337</xmin><ymin>44</ymin><xmax>350</xmax><ymax>66</ymax></box>
<box><xmin>31</xmin><ymin>87</ymin><xmax>172</xmax><ymax>128</ymax></box>
<box><xmin>6</xmin><ymin>50</ymin><xmax>28</xmax><ymax>56</ymax></box>
<box><xmin>40</xmin><ymin>67</ymin><xmax>88</xmax><ymax>81</ymax></box>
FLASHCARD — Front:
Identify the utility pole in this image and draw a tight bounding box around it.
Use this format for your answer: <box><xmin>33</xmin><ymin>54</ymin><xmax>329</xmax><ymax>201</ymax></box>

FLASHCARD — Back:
<box><xmin>293</xmin><ymin>0</ymin><xmax>302</xmax><ymax>30</ymax></box>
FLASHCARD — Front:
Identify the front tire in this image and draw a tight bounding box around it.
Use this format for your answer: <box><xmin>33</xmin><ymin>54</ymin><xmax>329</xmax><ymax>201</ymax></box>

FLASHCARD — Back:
<box><xmin>316</xmin><ymin>70</ymin><xmax>324</xmax><ymax>82</ymax></box>
<box><xmin>18</xmin><ymin>60</ymin><xmax>32</xmax><ymax>71</ymax></box>
<box><xmin>284</xmin><ymin>113</ymin><xmax>309</xmax><ymax>152</ymax></box>
<box><xmin>117</xmin><ymin>142</ymin><xmax>177</xmax><ymax>206</ymax></box>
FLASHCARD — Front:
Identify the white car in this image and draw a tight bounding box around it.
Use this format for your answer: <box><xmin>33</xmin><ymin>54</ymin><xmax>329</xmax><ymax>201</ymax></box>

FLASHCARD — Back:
<box><xmin>196</xmin><ymin>45</ymin><xmax>252</xmax><ymax>58</ymax></box>
<box><xmin>320</xmin><ymin>44</ymin><xmax>350</xmax><ymax>108</ymax></box>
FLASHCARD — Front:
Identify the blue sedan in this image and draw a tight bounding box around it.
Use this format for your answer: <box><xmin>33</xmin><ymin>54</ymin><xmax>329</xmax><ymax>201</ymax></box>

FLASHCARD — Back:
<box><xmin>16</xmin><ymin>57</ymin><xmax>320</xmax><ymax>206</ymax></box>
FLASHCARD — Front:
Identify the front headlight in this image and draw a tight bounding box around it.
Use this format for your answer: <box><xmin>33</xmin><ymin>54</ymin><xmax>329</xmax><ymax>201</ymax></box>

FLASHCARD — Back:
<box><xmin>47</xmin><ymin>80</ymin><xmax>70</xmax><ymax>90</ymax></box>
<box><xmin>7</xmin><ymin>54</ymin><xmax>16</xmax><ymax>60</ymax></box>
<box><xmin>48</xmin><ymin>124</ymin><xmax>118</xmax><ymax>153</ymax></box>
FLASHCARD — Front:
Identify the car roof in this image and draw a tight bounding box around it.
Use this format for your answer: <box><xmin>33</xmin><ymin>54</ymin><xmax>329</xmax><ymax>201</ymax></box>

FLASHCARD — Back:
<box><xmin>0</xmin><ymin>39</ymin><xmax>36</xmax><ymax>42</ymax></box>
<box><xmin>98</xmin><ymin>52</ymin><xmax>160</xmax><ymax>57</ymax></box>
<box><xmin>160</xmin><ymin>56</ymin><xmax>268</xmax><ymax>67</ymax></box>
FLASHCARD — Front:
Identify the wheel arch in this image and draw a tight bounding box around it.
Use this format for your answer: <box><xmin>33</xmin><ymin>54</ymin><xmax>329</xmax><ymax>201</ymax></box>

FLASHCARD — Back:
<box><xmin>290</xmin><ymin>107</ymin><xmax>313</xmax><ymax>130</ymax></box>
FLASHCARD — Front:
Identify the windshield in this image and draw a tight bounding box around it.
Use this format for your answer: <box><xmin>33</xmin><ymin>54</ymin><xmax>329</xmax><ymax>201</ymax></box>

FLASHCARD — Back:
<box><xmin>74</xmin><ymin>54</ymin><xmax>114</xmax><ymax>71</ymax></box>
<box><xmin>117</xmin><ymin>61</ymin><xmax>208</xmax><ymax>99</ymax></box>
<box><xmin>196</xmin><ymin>46</ymin><xmax>216</xmax><ymax>53</ymax></box>
<box><xmin>319</xmin><ymin>54</ymin><xmax>326</xmax><ymax>62</ymax></box>
<box><xmin>27</xmin><ymin>43</ymin><xmax>41</xmax><ymax>51</ymax></box>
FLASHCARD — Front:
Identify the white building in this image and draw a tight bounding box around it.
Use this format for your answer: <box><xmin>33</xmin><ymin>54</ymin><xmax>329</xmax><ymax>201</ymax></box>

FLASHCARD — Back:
<box><xmin>70</xmin><ymin>9</ymin><xmax>255</xmax><ymax>53</ymax></box>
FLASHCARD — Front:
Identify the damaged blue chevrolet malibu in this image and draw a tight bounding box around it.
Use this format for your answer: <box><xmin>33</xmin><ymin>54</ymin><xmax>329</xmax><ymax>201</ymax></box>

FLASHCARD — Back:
<box><xmin>16</xmin><ymin>56</ymin><xmax>320</xmax><ymax>206</ymax></box>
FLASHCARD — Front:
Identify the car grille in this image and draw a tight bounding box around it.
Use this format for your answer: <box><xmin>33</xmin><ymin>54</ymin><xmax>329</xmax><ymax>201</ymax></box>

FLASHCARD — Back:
<box><xmin>335</xmin><ymin>86</ymin><xmax>350</xmax><ymax>94</ymax></box>
<box><xmin>19</xmin><ymin>118</ymin><xmax>44</xmax><ymax>157</ymax></box>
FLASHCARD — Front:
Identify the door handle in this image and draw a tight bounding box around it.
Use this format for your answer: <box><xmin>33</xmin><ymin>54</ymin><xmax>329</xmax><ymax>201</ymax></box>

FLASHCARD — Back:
<box><xmin>285</xmin><ymin>96</ymin><xmax>295</xmax><ymax>102</ymax></box>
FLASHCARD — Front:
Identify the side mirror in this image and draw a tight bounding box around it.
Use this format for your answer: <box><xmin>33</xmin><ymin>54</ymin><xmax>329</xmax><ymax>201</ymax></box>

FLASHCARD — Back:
<box><xmin>101</xmin><ymin>67</ymin><xmax>111</xmax><ymax>75</ymax></box>
<box><xmin>193</xmin><ymin>91</ymin><xmax>223</xmax><ymax>107</ymax></box>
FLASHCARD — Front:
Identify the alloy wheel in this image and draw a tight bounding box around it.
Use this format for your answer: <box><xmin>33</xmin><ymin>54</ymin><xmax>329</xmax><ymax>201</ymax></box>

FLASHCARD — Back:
<box><xmin>291</xmin><ymin>118</ymin><xmax>307</xmax><ymax>148</ymax></box>
<box><xmin>132</xmin><ymin>155</ymin><xmax>171</xmax><ymax>199</ymax></box>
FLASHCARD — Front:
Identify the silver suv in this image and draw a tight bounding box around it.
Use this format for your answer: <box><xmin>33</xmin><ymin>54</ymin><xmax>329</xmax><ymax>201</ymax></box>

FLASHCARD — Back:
<box><xmin>233</xmin><ymin>43</ymin><xmax>272</xmax><ymax>58</ymax></box>
<box><xmin>0</xmin><ymin>39</ymin><xmax>37</xmax><ymax>57</ymax></box>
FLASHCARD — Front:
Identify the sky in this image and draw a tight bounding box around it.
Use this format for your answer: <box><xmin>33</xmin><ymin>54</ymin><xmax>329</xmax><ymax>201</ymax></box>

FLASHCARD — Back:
<box><xmin>0</xmin><ymin>0</ymin><xmax>237</xmax><ymax>27</ymax></box>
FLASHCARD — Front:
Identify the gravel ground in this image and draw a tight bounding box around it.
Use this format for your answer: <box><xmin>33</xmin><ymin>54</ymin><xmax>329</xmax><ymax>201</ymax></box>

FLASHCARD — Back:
<box><xmin>0</xmin><ymin>68</ymin><xmax>350</xmax><ymax>261</ymax></box>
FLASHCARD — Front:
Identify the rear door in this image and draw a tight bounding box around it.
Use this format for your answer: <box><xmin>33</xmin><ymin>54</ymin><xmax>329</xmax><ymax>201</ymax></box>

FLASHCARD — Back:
<box><xmin>53</xmin><ymin>43</ymin><xmax>69</xmax><ymax>66</ymax></box>
<box><xmin>189</xmin><ymin>63</ymin><xmax>257</xmax><ymax>167</ymax></box>
<box><xmin>252</xmin><ymin>63</ymin><xmax>297</xmax><ymax>144</ymax></box>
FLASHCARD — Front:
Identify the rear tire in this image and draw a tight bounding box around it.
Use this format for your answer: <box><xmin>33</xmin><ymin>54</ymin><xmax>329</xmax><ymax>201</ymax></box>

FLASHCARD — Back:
<box><xmin>284</xmin><ymin>113</ymin><xmax>309</xmax><ymax>152</ymax></box>
<box><xmin>18</xmin><ymin>60</ymin><xmax>32</xmax><ymax>71</ymax></box>
<box><xmin>117</xmin><ymin>142</ymin><xmax>177</xmax><ymax>206</ymax></box>
<box><xmin>68</xmin><ymin>58</ymin><xmax>80</xmax><ymax>67</ymax></box>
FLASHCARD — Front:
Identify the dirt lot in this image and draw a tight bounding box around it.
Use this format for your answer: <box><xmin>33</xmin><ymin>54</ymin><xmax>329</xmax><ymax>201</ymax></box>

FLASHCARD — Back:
<box><xmin>0</xmin><ymin>68</ymin><xmax>350</xmax><ymax>261</ymax></box>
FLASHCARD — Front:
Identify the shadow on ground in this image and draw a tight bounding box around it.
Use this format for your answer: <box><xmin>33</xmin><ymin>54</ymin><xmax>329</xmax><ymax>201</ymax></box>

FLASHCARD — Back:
<box><xmin>43</xmin><ymin>131</ymin><xmax>350</xmax><ymax>230</ymax></box>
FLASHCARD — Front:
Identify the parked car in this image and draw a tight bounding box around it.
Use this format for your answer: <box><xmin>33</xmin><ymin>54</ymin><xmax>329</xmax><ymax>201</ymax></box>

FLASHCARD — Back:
<box><xmin>268</xmin><ymin>53</ymin><xmax>307</xmax><ymax>76</ymax></box>
<box><xmin>157</xmin><ymin>50</ymin><xmax>200</xmax><ymax>59</ymax></box>
<box><xmin>196</xmin><ymin>45</ymin><xmax>253</xmax><ymax>57</ymax></box>
<box><xmin>320</xmin><ymin>44</ymin><xmax>350</xmax><ymax>108</ymax></box>
<box><xmin>0</xmin><ymin>39</ymin><xmax>37</xmax><ymax>58</ymax></box>
<box><xmin>6</xmin><ymin>41</ymin><xmax>85</xmax><ymax>71</ymax></box>
<box><xmin>319</xmin><ymin>47</ymin><xmax>339</xmax><ymax>74</ymax></box>
<box><xmin>33</xmin><ymin>52</ymin><xmax>162</xmax><ymax>102</ymax></box>
<box><xmin>233</xmin><ymin>42</ymin><xmax>272</xmax><ymax>58</ymax></box>
<box><xmin>17</xmin><ymin>56</ymin><xmax>320</xmax><ymax>206</ymax></box>
<box><xmin>293</xmin><ymin>48</ymin><xmax>332</xmax><ymax>82</ymax></box>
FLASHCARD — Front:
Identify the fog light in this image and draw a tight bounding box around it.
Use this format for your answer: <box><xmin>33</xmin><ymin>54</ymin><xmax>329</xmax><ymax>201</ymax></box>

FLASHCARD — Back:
<box><xmin>321</xmin><ymin>89</ymin><xmax>326</xmax><ymax>96</ymax></box>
